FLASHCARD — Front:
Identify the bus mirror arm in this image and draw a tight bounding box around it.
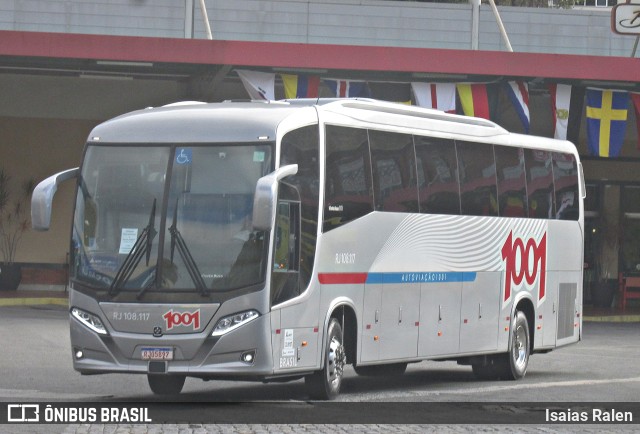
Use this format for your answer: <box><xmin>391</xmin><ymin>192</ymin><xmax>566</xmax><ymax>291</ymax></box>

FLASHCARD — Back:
<box><xmin>31</xmin><ymin>168</ymin><xmax>80</xmax><ymax>231</ymax></box>
<box><xmin>252</xmin><ymin>164</ymin><xmax>298</xmax><ymax>231</ymax></box>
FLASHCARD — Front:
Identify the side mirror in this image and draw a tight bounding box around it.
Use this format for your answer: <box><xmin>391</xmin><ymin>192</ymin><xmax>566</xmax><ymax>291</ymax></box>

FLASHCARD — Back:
<box><xmin>31</xmin><ymin>168</ymin><xmax>79</xmax><ymax>231</ymax></box>
<box><xmin>252</xmin><ymin>164</ymin><xmax>298</xmax><ymax>231</ymax></box>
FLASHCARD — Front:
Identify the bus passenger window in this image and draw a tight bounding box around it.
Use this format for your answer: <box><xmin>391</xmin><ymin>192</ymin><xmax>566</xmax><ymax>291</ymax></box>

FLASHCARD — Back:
<box><xmin>324</xmin><ymin>126</ymin><xmax>374</xmax><ymax>232</ymax></box>
<box><xmin>369</xmin><ymin>130</ymin><xmax>418</xmax><ymax>213</ymax></box>
<box><xmin>495</xmin><ymin>146</ymin><xmax>527</xmax><ymax>217</ymax></box>
<box><xmin>457</xmin><ymin>141</ymin><xmax>498</xmax><ymax>217</ymax></box>
<box><xmin>524</xmin><ymin>149</ymin><xmax>555</xmax><ymax>219</ymax></box>
<box><xmin>414</xmin><ymin>136</ymin><xmax>460</xmax><ymax>215</ymax></box>
<box><xmin>552</xmin><ymin>153</ymin><xmax>579</xmax><ymax>220</ymax></box>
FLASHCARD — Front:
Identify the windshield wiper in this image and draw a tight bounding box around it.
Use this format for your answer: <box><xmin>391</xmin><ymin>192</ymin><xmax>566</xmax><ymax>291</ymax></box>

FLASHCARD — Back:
<box><xmin>169</xmin><ymin>199</ymin><xmax>209</xmax><ymax>296</ymax></box>
<box><xmin>108</xmin><ymin>198</ymin><xmax>157</xmax><ymax>296</ymax></box>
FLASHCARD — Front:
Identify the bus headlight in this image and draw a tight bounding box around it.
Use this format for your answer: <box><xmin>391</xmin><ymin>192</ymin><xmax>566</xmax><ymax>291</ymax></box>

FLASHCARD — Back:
<box><xmin>71</xmin><ymin>307</ymin><xmax>108</xmax><ymax>335</ymax></box>
<box><xmin>212</xmin><ymin>310</ymin><xmax>259</xmax><ymax>337</ymax></box>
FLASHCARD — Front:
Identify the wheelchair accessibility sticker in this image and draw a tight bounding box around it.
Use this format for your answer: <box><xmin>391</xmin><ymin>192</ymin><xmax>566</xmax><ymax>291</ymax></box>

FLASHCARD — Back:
<box><xmin>175</xmin><ymin>148</ymin><xmax>192</xmax><ymax>165</ymax></box>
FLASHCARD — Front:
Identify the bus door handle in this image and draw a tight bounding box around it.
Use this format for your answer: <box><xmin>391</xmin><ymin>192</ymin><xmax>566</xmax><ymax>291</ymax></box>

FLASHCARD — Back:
<box><xmin>398</xmin><ymin>306</ymin><xmax>403</xmax><ymax>324</ymax></box>
<box><xmin>478</xmin><ymin>303</ymin><xmax>482</xmax><ymax>319</ymax></box>
<box><xmin>438</xmin><ymin>305</ymin><xmax>442</xmax><ymax>322</ymax></box>
<box><xmin>375</xmin><ymin>309</ymin><xmax>379</xmax><ymax>324</ymax></box>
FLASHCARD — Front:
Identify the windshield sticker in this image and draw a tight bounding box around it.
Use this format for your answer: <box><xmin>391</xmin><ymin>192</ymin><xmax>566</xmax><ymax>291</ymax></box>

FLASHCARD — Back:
<box><xmin>175</xmin><ymin>148</ymin><xmax>192</xmax><ymax>165</ymax></box>
<box><xmin>118</xmin><ymin>228</ymin><xmax>138</xmax><ymax>254</ymax></box>
<box><xmin>253</xmin><ymin>151</ymin><xmax>265</xmax><ymax>162</ymax></box>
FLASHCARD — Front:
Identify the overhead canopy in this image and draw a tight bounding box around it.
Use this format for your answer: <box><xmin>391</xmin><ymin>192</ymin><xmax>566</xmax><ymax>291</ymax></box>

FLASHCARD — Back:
<box><xmin>1</xmin><ymin>30</ymin><xmax>638</xmax><ymax>87</ymax></box>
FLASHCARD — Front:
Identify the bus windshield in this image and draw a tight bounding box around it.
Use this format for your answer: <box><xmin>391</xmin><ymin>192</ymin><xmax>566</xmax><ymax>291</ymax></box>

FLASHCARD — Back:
<box><xmin>71</xmin><ymin>144</ymin><xmax>273</xmax><ymax>300</ymax></box>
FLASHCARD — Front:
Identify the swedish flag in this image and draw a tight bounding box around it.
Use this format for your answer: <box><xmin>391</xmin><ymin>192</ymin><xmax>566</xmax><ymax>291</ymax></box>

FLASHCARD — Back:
<box><xmin>586</xmin><ymin>88</ymin><xmax>629</xmax><ymax>158</ymax></box>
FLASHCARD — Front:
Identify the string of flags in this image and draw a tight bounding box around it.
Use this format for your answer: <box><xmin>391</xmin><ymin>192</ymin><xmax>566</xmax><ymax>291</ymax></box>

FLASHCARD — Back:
<box><xmin>236</xmin><ymin>69</ymin><xmax>640</xmax><ymax>158</ymax></box>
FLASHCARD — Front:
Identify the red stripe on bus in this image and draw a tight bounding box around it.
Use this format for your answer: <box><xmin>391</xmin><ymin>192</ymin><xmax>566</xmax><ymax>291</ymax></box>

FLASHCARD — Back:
<box><xmin>318</xmin><ymin>273</ymin><xmax>368</xmax><ymax>284</ymax></box>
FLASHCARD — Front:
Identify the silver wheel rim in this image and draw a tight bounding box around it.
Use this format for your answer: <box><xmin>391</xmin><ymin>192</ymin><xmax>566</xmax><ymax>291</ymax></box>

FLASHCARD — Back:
<box><xmin>327</xmin><ymin>336</ymin><xmax>345</xmax><ymax>387</ymax></box>
<box><xmin>512</xmin><ymin>323</ymin><xmax>528</xmax><ymax>371</ymax></box>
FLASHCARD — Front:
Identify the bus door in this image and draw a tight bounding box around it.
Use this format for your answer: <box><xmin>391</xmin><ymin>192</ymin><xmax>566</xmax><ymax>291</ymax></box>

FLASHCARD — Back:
<box><xmin>271</xmin><ymin>193</ymin><xmax>319</xmax><ymax>371</ymax></box>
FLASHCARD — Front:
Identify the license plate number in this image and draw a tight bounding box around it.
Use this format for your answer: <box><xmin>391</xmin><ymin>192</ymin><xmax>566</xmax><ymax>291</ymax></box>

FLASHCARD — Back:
<box><xmin>141</xmin><ymin>347</ymin><xmax>173</xmax><ymax>360</ymax></box>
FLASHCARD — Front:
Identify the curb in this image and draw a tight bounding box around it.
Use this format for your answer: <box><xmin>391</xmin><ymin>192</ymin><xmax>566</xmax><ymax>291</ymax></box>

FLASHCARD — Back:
<box><xmin>0</xmin><ymin>297</ymin><xmax>68</xmax><ymax>307</ymax></box>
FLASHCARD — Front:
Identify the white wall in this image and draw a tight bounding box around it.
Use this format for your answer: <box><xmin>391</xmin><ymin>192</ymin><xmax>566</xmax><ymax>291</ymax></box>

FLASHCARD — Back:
<box><xmin>1</xmin><ymin>0</ymin><xmax>636</xmax><ymax>56</ymax></box>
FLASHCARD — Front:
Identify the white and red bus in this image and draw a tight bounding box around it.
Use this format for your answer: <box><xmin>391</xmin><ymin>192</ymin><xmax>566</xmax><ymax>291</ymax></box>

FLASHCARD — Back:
<box><xmin>32</xmin><ymin>99</ymin><xmax>584</xmax><ymax>399</ymax></box>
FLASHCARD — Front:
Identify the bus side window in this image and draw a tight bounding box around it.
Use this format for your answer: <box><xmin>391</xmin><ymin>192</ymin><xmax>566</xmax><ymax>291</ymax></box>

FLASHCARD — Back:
<box><xmin>414</xmin><ymin>136</ymin><xmax>460</xmax><ymax>215</ymax></box>
<box><xmin>552</xmin><ymin>152</ymin><xmax>579</xmax><ymax>220</ymax></box>
<box><xmin>457</xmin><ymin>141</ymin><xmax>498</xmax><ymax>217</ymax></box>
<box><xmin>524</xmin><ymin>149</ymin><xmax>555</xmax><ymax>219</ymax></box>
<box><xmin>324</xmin><ymin>126</ymin><xmax>374</xmax><ymax>232</ymax></box>
<box><xmin>368</xmin><ymin>130</ymin><xmax>418</xmax><ymax>213</ymax></box>
<box><xmin>495</xmin><ymin>145</ymin><xmax>528</xmax><ymax>218</ymax></box>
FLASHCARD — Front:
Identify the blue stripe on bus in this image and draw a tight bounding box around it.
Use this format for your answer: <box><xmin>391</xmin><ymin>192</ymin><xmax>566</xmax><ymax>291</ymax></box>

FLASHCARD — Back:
<box><xmin>365</xmin><ymin>272</ymin><xmax>477</xmax><ymax>284</ymax></box>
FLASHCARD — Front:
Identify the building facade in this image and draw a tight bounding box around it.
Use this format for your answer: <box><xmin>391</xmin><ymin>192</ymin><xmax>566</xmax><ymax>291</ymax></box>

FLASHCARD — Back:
<box><xmin>1</xmin><ymin>0</ymin><xmax>639</xmax><ymax>300</ymax></box>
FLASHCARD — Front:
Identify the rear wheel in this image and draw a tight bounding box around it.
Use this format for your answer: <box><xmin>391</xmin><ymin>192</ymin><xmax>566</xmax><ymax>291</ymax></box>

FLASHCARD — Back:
<box><xmin>147</xmin><ymin>374</ymin><xmax>186</xmax><ymax>395</ymax></box>
<box><xmin>305</xmin><ymin>319</ymin><xmax>345</xmax><ymax>400</ymax></box>
<box><xmin>504</xmin><ymin>310</ymin><xmax>530</xmax><ymax>380</ymax></box>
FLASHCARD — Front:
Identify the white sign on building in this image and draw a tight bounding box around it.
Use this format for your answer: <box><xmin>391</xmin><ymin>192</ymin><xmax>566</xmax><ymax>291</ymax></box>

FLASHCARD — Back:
<box><xmin>612</xmin><ymin>3</ymin><xmax>640</xmax><ymax>35</ymax></box>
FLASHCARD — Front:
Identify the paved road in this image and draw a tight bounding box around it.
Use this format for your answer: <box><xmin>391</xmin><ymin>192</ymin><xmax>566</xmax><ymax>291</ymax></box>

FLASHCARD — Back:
<box><xmin>0</xmin><ymin>305</ymin><xmax>638</xmax><ymax>433</ymax></box>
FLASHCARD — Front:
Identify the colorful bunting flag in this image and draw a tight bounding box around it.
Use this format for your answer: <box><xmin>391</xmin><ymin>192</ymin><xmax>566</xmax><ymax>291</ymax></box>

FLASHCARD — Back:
<box><xmin>236</xmin><ymin>69</ymin><xmax>275</xmax><ymax>100</ymax></box>
<box><xmin>281</xmin><ymin>74</ymin><xmax>320</xmax><ymax>99</ymax></box>
<box><xmin>324</xmin><ymin>79</ymin><xmax>370</xmax><ymax>98</ymax></box>
<box><xmin>504</xmin><ymin>81</ymin><xmax>530</xmax><ymax>134</ymax></box>
<box><xmin>411</xmin><ymin>83</ymin><xmax>456</xmax><ymax>113</ymax></box>
<box><xmin>456</xmin><ymin>83</ymin><xmax>491</xmax><ymax>120</ymax></box>
<box><xmin>548</xmin><ymin>83</ymin><xmax>572</xmax><ymax>140</ymax></box>
<box><xmin>586</xmin><ymin>88</ymin><xmax>629</xmax><ymax>158</ymax></box>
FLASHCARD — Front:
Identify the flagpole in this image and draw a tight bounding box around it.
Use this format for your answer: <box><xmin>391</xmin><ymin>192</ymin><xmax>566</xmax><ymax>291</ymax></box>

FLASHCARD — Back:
<box><xmin>487</xmin><ymin>0</ymin><xmax>513</xmax><ymax>52</ymax></box>
<box><xmin>199</xmin><ymin>0</ymin><xmax>213</xmax><ymax>40</ymax></box>
<box><xmin>470</xmin><ymin>0</ymin><xmax>480</xmax><ymax>50</ymax></box>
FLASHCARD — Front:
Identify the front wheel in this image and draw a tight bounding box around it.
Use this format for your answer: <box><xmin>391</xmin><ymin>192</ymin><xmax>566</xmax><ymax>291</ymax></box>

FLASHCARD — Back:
<box><xmin>504</xmin><ymin>310</ymin><xmax>530</xmax><ymax>380</ymax></box>
<box><xmin>147</xmin><ymin>374</ymin><xmax>186</xmax><ymax>395</ymax></box>
<box><xmin>305</xmin><ymin>319</ymin><xmax>345</xmax><ymax>400</ymax></box>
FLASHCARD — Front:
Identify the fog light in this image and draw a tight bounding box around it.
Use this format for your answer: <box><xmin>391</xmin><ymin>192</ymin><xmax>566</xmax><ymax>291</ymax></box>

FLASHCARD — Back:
<box><xmin>75</xmin><ymin>350</ymin><xmax>84</xmax><ymax>360</ymax></box>
<box><xmin>241</xmin><ymin>350</ymin><xmax>256</xmax><ymax>364</ymax></box>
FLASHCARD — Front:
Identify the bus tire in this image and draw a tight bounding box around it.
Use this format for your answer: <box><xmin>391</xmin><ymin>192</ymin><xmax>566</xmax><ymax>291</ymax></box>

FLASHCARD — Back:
<box><xmin>305</xmin><ymin>319</ymin><xmax>345</xmax><ymax>400</ymax></box>
<box><xmin>503</xmin><ymin>310</ymin><xmax>530</xmax><ymax>380</ymax></box>
<box><xmin>147</xmin><ymin>374</ymin><xmax>186</xmax><ymax>395</ymax></box>
<box><xmin>354</xmin><ymin>363</ymin><xmax>407</xmax><ymax>376</ymax></box>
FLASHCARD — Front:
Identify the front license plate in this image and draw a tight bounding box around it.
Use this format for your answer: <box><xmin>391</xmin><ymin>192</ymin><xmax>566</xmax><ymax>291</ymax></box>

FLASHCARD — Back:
<box><xmin>141</xmin><ymin>347</ymin><xmax>173</xmax><ymax>360</ymax></box>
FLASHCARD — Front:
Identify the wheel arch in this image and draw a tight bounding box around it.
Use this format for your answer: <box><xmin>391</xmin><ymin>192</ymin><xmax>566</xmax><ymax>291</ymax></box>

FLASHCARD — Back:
<box><xmin>321</xmin><ymin>297</ymin><xmax>358</xmax><ymax>368</ymax></box>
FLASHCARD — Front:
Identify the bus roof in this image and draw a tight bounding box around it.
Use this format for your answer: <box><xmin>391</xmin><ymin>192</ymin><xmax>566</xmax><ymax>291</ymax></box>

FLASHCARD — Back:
<box><xmin>88</xmin><ymin>101</ymin><xmax>310</xmax><ymax>144</ymax></box>
<box><xmin>86</xmin><ymin>99</ymin><xmax>576</xmax><ymax>156</ymax></box>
